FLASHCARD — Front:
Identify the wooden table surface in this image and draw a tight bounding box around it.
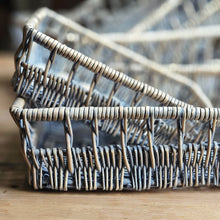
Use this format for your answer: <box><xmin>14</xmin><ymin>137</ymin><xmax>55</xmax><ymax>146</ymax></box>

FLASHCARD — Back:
<box><xmin>0</xmin><ymin>52</ymin><xmax>220</xmax><ymax>219</ymax></box>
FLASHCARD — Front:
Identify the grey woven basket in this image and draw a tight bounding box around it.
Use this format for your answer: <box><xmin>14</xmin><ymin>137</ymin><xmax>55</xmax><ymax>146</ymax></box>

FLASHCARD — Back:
<box><xmin>13</xmin><ymin>8</ymin><xmax>212</xmax><ymax>108</ymax></box>
<box><xmin>12</xmin><ymin>8</ymin><xmax>215</xmax><ymax>149</ymax></box>
<box><xmin>10</xmin><ymin>8</ymin><xmax>219</xmax><ymax>191</ymax></box>
<box><xmin>10</xmin><ymin>97</ymin><xmax>220</xmax><ymax>191</ymax></box>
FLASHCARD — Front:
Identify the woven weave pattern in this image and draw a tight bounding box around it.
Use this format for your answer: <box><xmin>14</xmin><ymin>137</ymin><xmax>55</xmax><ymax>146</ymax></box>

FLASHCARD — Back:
<box><xmin>10</xmin><ymin>97</ymin><xmax>220</xmax><ymax>190</ymax></box>
<box><xmin>10</xmin><ymin>7</ymin><xmax>220</xmax><ymax>191</ymax></box>
<box><xmin>13</xmin><ymin>8</ymin><xmax>212</xmax><ymax>108</ymax></box>
<box><xmin>12</xmin><ymin>8</ymin><xmax>214</xmax><ymax>149</ymax></box>
<box><xmin>27</xmin><ymin>142</ymin><xmax>220</xmax><ymax>191</ymax></box>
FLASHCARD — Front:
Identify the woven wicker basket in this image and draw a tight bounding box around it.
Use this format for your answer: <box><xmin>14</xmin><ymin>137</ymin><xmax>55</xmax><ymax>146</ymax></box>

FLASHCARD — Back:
<box><xmin>11</xmin><ymin>8</ymin><xmax>219</xmax><ymax>191</ymax></box>
<box><xmin>12</xmin><ymin>8</ymin><xmax>215</xmax><ymax>149</ymax></box>
<box><xmin>10</xmin><ymin>97</ymin><xmax>220</xmax><ymax>191</ymax></box>
<box><xmin>13</xmin><ymin>8</ymin><xmax>212</xmax><ymax>108</ymax></box>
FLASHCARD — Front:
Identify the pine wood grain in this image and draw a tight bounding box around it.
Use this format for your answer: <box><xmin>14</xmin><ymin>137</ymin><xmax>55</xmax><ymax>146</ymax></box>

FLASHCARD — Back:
<box><xmin>0</xmin><ymin>53</ymin><xmax>220</xmax><ymax>220</ymax></box>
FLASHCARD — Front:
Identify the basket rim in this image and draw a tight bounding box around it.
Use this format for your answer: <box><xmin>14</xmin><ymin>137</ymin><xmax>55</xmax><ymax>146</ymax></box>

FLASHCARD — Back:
<box><xmin>15</xmin><ymin>7</ymin><xmax>212</xmax><ymax>108</ymax></box>
<box><xmin>10</xmin><ymin>97</ymin><xmax>220</xmax><ymax>122</ymax></box>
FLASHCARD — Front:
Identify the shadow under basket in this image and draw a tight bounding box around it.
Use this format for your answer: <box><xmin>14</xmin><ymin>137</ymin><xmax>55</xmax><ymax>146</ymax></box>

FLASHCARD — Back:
<box><xmin>10</xmin><ymin>97</ymin><xmax>220</xmax><ymax>191</ymax></box>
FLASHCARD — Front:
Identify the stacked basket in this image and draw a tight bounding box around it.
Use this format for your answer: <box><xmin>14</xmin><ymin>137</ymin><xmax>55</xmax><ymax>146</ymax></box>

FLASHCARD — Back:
<box><xmin>10</xmin><ymin>5</ymin><xmax>220</xmax><ymax>191</ymax></box>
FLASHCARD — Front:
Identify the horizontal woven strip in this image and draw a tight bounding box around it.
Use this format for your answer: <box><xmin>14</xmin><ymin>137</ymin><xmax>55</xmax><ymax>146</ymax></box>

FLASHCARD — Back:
<box><xmin>10</xmin><ymin>98</ymin><xmax>220</xmax><ymax>121</ymax></box>
<box><xmin>27</xmin><ymin>142</ymin><xmax>220</xmax><ymax>191</ymax></box>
